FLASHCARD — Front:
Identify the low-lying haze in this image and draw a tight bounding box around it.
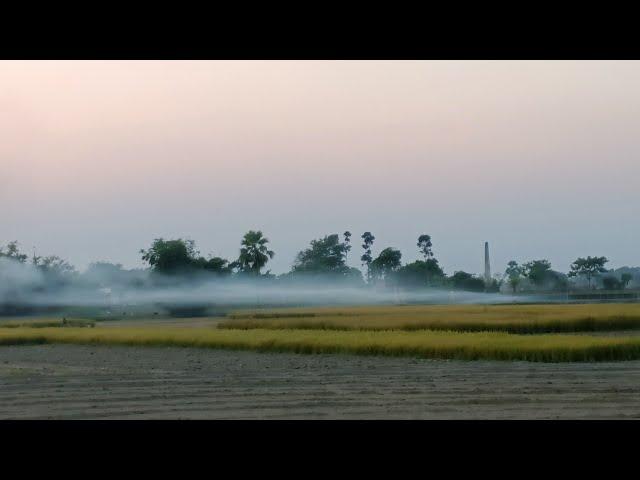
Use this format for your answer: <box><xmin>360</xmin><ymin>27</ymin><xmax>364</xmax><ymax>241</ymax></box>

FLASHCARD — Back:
<box><xmin>0</xmin><ymin>257</ymin><xmax>526</xmax><ymax>314</ymax></box>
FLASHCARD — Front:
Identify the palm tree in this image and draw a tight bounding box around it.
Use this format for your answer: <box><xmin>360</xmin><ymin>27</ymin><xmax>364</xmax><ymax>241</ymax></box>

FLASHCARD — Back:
<box><xmin>237</xmin><ymin>230</ymin><xmax>275</xmax><ymax>275</ymax></box>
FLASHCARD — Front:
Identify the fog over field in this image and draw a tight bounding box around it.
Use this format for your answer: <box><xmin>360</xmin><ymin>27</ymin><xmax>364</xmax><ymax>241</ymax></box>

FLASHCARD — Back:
<box><xmin>0</xmin><ymin>257</ymin><xmax>522</xmax><ymax>313</ymax></box>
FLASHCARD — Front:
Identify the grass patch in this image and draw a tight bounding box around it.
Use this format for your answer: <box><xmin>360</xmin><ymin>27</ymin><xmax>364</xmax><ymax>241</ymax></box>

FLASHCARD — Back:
<box><xmin>222</xmin><ymin>303</ymin><xmax>640</xmax><ymax>333</ymax></box>
<box><xmin>2</xmin><ymin>326</ymin><xmax>640</xmax><ymax>362</ymax></box>
<box><xmin>0</xmin><ymin>318</ymin><xmax>95</xmax><ymax>329</ymax></box>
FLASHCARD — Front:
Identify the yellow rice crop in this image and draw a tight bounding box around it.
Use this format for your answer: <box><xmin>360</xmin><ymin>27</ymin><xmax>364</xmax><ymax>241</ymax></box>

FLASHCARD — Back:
<box><xmin>2</xmin><ymin>326</ymin><xmax>640</xmax><ymax>362</ymax></box>
<box><xmin>222</xmin><ymin>303</ymin><xmax>640</xmax><ymax>333</ymax></box>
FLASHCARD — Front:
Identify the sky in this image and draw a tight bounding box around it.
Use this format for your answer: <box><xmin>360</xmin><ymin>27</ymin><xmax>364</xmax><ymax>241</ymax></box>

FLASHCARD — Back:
<box><xmin>1</xmin><ymin>60</ymin><xmax>639</xmax><ymax>275</ymax></box>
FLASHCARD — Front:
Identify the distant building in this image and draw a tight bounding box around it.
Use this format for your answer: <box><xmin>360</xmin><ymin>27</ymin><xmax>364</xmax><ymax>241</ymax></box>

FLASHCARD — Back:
<box><xmin>484</xmin><ymin>242</ymin><xmax>491</xmax><ymax>287</ymax></box>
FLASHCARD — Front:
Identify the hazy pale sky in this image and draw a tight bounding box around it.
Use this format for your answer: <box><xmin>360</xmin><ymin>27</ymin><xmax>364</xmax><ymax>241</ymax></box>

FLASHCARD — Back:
<box><xmin>2</xmin><ymin>60</ymin><xmax>639</xmax><ymax>275</ymax></box>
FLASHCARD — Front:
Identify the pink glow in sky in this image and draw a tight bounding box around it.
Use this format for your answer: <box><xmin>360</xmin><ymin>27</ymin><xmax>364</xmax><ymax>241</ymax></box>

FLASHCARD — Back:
<box><xmin>2</xmin><ymin>61</ymin><xmax>639</xmax><ymax>274</ymax></box>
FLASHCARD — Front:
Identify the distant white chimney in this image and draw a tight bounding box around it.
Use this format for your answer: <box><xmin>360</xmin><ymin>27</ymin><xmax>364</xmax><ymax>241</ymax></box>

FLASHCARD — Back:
<box><xmin>484</xmin><ymin>242</ymin><xmax>491</xmax><ymax>287</ymax></box>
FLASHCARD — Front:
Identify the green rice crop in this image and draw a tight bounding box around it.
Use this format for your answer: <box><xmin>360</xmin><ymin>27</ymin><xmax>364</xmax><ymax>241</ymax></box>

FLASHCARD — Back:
<box><xmin>2</xmin><ymin>326</ymin><xmax>640</xmax><ymax>362</ymax></box>
<box><xmin>222</xmin><ymin>303</ymin><xmax>640</xmax><ymax>333</ymax></box>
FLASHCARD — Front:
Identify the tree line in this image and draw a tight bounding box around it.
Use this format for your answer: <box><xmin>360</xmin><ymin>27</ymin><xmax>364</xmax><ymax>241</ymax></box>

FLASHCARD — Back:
<box><xmin>2</xmin><ymin>231</ymin><xmax>635</xmax><ymax>293</ymax></box>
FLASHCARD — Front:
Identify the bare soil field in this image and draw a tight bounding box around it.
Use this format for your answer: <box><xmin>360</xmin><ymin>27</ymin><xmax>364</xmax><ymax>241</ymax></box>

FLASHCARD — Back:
<box><xmin>1</xmin><ymin>345</ymin><xmax>640</xmax><ymax>419</ymax></box>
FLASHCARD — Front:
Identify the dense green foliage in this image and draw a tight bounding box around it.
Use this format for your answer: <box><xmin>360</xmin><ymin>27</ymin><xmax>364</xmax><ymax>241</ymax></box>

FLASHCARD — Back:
<box><xmin>287</xmin><ymin>234</ymin><xmax>363</xmax><ymax>284</ymax></box>
<box><xmin>292</xmin><ymin>234</ymin><xmax>350</xmax><ymax>274</ymax></box>
<box><xmin>505</xmin><ymin>261</ymin><xmax>523</xmax><ymax>293</ymax></box>
<box><xmin>370</xmin><ymin>247</ymin><xmax>402</xmax><ymax>282</ymax></box>
<box><xmin>522</xmin><ymin>260</ymin><xmax>553</xmax><ymax>286</ymax></box>
<box><xmin>568</xmin><ymin>256</ymin><xmax>609</xmax><ymax>289</ymax></box>
<box><xmin>519</xmin><ymin>259</ymin><xmax>567</xmax><ymax>291</ymax></box>
<box><xmin>140</xmin><ymin>238</ymin><xmax>231</xmax><ymax>275</ymax></box>
<box><xmin>393</xmin><ymin>259</ymin><xmax>446</xmax><ymax>288</ymax></box>
<box><xmin>449</xmin><ymin>271</ymin><xmax>486</xmax><ymax>292</ymax></box>
<box><xmin>1</xmin><ymin>232</ymin><xmax>637</xmax><ymax>298</ymax></box>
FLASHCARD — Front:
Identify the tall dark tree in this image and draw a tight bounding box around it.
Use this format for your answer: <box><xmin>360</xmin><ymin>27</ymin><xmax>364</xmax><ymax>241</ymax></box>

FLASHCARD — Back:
<box><xmin>416</xmin><ymin>234</ymin><xmax>442</xmax><ymax>285</ymax></box>
<box><xmin>343</xmin><ymin>231</ymin><xmax>352</xmax><ymax>263</ymax></box>
<box><xmin>360</xmin><ymin>232</ymin><xmax>375</xmax><ymax>282</ymax></box>
<box><xmin>417</xmin><ymin>234</ymin><xmax>433</xmax><ymax>260</ymax></box>
<box><xmin>237</xmin><ymin>230</ymin><xmax>275</xmax><ymax>275</ymax></box>
<box><xmin>621</xmin><ymin>273</ymin><xmax>633</xmax><ymax>289</ymax></box>
<box><xmin>568</xmin><ymin>256</ymin><xmax>609</xmax><ymax>289</ymax></box>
